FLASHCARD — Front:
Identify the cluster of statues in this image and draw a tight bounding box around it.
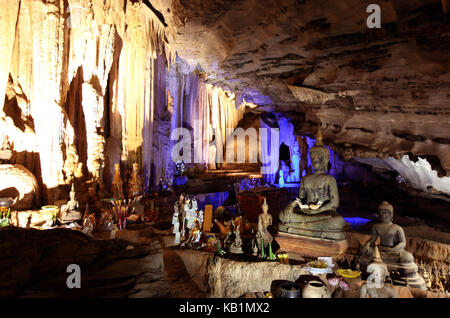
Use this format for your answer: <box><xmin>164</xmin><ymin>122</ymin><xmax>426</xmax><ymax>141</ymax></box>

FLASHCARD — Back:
<box><xmin>168</xmin><ymin>127</ymin><xmax>427</xmax><ymax>295</ymax></box>
<box><xmin>172</xmin><ymin>194</ymin><xmax>204</xmax><ymax>246</ymax></box>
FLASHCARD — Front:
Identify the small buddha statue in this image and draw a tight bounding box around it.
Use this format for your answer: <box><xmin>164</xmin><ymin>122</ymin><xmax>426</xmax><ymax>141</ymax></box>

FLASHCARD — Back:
<box><xmin>61</xmin><ymin>184</ymin><xmax>82</xmax><ymax>223</ymax></box>
<box><xmin>359</xmin><ymin>201</ymin><xmax>425</xmax><ymax>289</ymax></box>
<box><xmin>278</xmin><ymin>128</ymin><xmax>346</xmax><ymax>240</ymax></box>
<box><xmin>256</xmin><ymin>197</ymin><xmax>273</xmax><ymax>256</ymax></box>
<box><xmin>289</xmin><ymin>141</ymin><xmax>301</xmax><ymax>182</ymax></box>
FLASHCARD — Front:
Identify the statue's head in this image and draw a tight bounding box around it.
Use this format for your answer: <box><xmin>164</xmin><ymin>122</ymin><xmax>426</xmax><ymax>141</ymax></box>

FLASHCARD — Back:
<box><xmin>378</xmin><ymin>201</ymin><xmax>394</xmax><ymax>223</ymax></box>
<box><xmin>69</xmin><ymin>184</ymin><xmax>76</xmax><ymax>200</ymax></box>
<box><xmin>261</xmin><ymin>197</ymin><xmax>268</xmax><ymax>214</ymax></box>
<box><xmin>309</xmin><ymin>127</ymin><xmax>330</xmax><ymax>172</ymax></box>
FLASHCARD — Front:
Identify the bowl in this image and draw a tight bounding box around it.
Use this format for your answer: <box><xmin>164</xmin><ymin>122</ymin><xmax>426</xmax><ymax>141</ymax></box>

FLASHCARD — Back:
<box><xmin>277</xmin><ymin>282</ymin><xmax>301</xmax><ymax>298</ymax></box>
<box><xmin>336</xmin><ymin>269</ymin><xmax>361</xmax><ymax>278</ymax></box>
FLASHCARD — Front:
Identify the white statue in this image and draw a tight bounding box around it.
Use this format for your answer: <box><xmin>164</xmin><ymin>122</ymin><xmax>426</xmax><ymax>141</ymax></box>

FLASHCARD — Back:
<box><xmin>184</xmin><ymin>198</ymin><xmax>197</xmax><ymax>230</ymax></box>
<box><xmin>172</xmin><ymin>194</ymin><xmax>185</xmax><ymax>244</ymax></box>
<box><xmin>61</xmin><ymin>184</ymin><xmax>82</xmax><ymax>223</ymax></box>
<box><xmin>256</xmin><ymin>198</ymin><xmax>273</xmax><ymax>256</ymax></box>
<box><xmin>290</xmin><ymin>141</ymin><xmax>301</xmax><ymax>182</ymax></box>
<box><xmin>229</xmin><ymin>216</ymin><xmax>244</xmax><ymax>254</ymax></box>
<box><xmin>278</xmin><ymin>170</ymin><xmax>285</xmax><ymax>188</ymax></box>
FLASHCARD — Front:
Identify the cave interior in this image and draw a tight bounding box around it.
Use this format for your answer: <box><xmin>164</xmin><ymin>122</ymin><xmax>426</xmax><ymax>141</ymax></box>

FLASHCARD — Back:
<box><xmin>0</xmin><ymin>0</ymin><xmax>449</xmax><ymax>299</ymax></box>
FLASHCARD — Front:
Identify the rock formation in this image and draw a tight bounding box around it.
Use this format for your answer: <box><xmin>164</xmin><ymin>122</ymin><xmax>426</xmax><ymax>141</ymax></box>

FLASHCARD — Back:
<box><xmin>0</xmin><ymin>164</ymin><xmax>39</xmax><ymax>209</ymax></box>
<box><xmin>168</xmin><ymin>0</ymin><xmax>450</xmax><ymax>189</ymax></box>
<box><xmin>0</xmin><ymin>227</ymin><xmax>169</xmax><ymax>297</ymax></box>
<box><xmin>0</xmin><ymin>0</ymin><xmax>449</xmax><ymax>203</ymax></box>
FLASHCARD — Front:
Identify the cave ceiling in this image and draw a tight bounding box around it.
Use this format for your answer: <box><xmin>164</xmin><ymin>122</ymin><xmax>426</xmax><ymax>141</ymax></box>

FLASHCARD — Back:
<box><xmin>153</xmin><ymin>0</ymin><xmax>450</xmax><ymax>174</ymax></box>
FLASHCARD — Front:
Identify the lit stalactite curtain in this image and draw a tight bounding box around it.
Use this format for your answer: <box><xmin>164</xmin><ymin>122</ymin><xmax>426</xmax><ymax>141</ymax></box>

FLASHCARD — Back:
<box><xmin>142</xmin><ymin>56</ymin><xmax>154</xmax><ymax>191</ymax></box>
<box><xmin>147</xmin><ymin>59</ymin><xmax>246</xmax><ymax>187</ymax></box>
<box><xmin>260</xmin><ymin>119</ymin><xmax>276</xmax><ymax>184</ymax></box>
<box><xmin>120</xmin><ymin>1</ymin><xmax>167</xmax><ymax>167</ymax></box>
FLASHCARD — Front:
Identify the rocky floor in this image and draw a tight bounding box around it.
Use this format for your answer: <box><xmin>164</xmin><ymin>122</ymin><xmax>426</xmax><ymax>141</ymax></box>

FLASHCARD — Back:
<box><xmin>0</xmin><ymin>227</ymin><xmax>170</xmax><ymax>298</ymax></box>
<box><xmin>1</xmin><ymin>216</ymin><xmax>448</xmax><ymax>298</ymax></box>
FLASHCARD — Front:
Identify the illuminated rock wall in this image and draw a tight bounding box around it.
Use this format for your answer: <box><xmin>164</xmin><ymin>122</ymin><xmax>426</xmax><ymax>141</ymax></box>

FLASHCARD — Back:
<box><xmin>0</xmin><ymin>0</ymin><xmax>247</xmax><ymax>202</ymax></box>
<box><xmin>150</xmin><ymin>59</ymin><xmax>245</xmax><ymax>188</ymax></box>
<box><xmin>0</xmin><ymin>0</ymin><xmax>172</xmax><ymax>203</ymax></box>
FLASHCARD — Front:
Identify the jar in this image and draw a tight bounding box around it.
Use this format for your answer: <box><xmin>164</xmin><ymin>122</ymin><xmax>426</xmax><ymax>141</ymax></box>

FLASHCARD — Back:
<box><xmin>302</xmin><ymin>280</ymin><xmax>331</xmax><ymax>298</ymax></box>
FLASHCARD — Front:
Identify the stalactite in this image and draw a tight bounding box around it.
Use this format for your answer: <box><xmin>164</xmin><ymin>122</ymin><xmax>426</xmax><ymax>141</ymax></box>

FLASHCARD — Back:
<box><xmin>0</xmin><ymin>0</ymin><xmax>248</xmax><ymax>200</ymax></box>
<box><xmin>0</xmin><ymin>0</ymin><xmax>172</xmax><ymax>203</ymax></box>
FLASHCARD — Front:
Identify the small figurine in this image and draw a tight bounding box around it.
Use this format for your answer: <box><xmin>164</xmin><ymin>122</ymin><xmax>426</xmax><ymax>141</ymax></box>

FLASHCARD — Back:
<box><xmin>289</xmin><ymin>141</ymin><xmax>301</xmax><ymax>182</ymax></box>
<box><xmin>184</xmin><ymin>219</ymin><xmax>202</xmax><ymax>247</ymax></box>
<box><xmin>61</xmin><ymin>184</ymin><xmax>82</xmax><ymax>223</ymax></box>
<box><xmin>256</xmin><ymin>198</ymin><xmax>273</xmax><ymax>258</ymax></box>
<box><xmin>229</xmin><ymin>216</ymin><xmax>244</xmax><ymax>254</ymax></box>
<box><xmin>172</xmin><ymin>194</ymin><xmax>185</xmax><ymax>244</ymax></box>
<box><xmin>175</xmin><ymin>160</ymin><xmax>185</xmax><ymax>176</ymax></box>
<box><xmin>278</xmin><ymin>170</ymin><xmax>285</xmax><ymax>188</ymax></box>
<box><xmin>251</xmin><ymin>228</ymin><xmax>259</xmax><ymax>256</ymax></box>
<box><xmin>81</xmin><ymin>214</ymin><xmax>94</xmax><ymax>237</ymax></box>
<box><xmin>214</xmin><ymin>218</ymin><xmax>231</xmax><ymax>234</ymax></box>
<box><xmin>184</xmin><ymin>197</ymin><xmax>198</xmax><ymax>230</ymax></box>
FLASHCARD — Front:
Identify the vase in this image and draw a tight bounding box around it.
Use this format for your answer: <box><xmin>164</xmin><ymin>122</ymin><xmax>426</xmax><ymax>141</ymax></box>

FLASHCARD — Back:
<box><xmin>302</xmin><ymin>280</ymin><xmax>331</xmax><ymax>298</ymax></box>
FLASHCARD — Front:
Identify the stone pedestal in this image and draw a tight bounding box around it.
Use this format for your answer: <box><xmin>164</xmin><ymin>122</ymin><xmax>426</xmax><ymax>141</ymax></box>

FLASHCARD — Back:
<box><xmin>359</xmin><ymin>258</ymin><xmax>426</xmax><ymax>290</ymax></box>
<box><xmin>276</xmin><ymin>231</ymin><xmax>348</xmax><ymax>260</ymax></box>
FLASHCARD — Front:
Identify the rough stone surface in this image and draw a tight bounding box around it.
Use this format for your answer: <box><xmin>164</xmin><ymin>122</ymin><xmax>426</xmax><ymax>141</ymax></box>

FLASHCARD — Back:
<box><xmin>0</xmin><ymin>164</ymin><xmax>39</xmax><ymax>209</ymax></box>
<box><xmin>169</xmin><ymin>0</ymin><xmax>450</xmax><ymax>178</ymax></box>
<box><xmin>0</xmin><ymin>227</ymin><xmax>169</xmax><ymax>297</ymax></box>
<box><xmin>10</xmin><ymin>209</ymin><xmax>53</xmax><ymax>227</ymax></box>
<box><xmin>346</xmin><ymin>230</ymin><xmax>450</xmax><ymax>264</ymax></box>
<box><xmin>206</xmin><ymin>256</ymin><xmax>310</xmax><ymax>297</ymax></box>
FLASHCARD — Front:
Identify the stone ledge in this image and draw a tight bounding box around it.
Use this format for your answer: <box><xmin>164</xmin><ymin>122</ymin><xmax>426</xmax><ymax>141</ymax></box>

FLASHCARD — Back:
<box><xmin>168</xmin><ymin>248</ymin><xmax>449</xmax><ymax>298</ymax></box>
<box><xmin>346</xmin><ymin>231</ymin><xmax>450</xmax><ymax>264</ymax></box>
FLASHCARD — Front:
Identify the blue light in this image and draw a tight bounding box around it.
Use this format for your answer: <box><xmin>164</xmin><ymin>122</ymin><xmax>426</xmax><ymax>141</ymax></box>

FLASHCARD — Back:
<box><xmin>344</xmin><ymin>217</ymin><xmax>371</xmax><ymax>228</ymax></box>
<box><xmin>196</xmin><ymin>192</ymin><xmax>230</xmax><ymax>211</ymax></box>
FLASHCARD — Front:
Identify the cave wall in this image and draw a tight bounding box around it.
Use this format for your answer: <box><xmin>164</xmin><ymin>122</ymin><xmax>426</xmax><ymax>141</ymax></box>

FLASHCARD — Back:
<box><xmin>0</xmin><ymin>0</ymin><xmax>249</xmax><ymax>203</ymax></box>
<box><xmin>0</xmin><ymin>0</ymin><xmax>173</xmax><ymax>203</ymax></box>
<box><xmin>168</xmin><ymin>0</ymin><xmax>450</xmax><ymax>192</ymax></box>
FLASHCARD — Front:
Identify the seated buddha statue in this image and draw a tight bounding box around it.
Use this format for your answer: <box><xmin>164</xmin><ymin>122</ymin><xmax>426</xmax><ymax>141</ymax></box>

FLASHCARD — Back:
<box><xmin>359</xmin><ymin>201</ymin><xmax>426</xmax><ymax>289</ymax></box>
<box><xmin>360</xmin><ymin>201</ymin><xmax>414</xmax><ymax>264</ymax></box>
<box><xmin>61</xmin><ymin>184</ymin><xmax>82</xmax><ymax>223</ymax></box>
<box><xmin>278</xmin><ymin>128</ymin><xmax>346</xmax><ymax>240</ymax></box>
